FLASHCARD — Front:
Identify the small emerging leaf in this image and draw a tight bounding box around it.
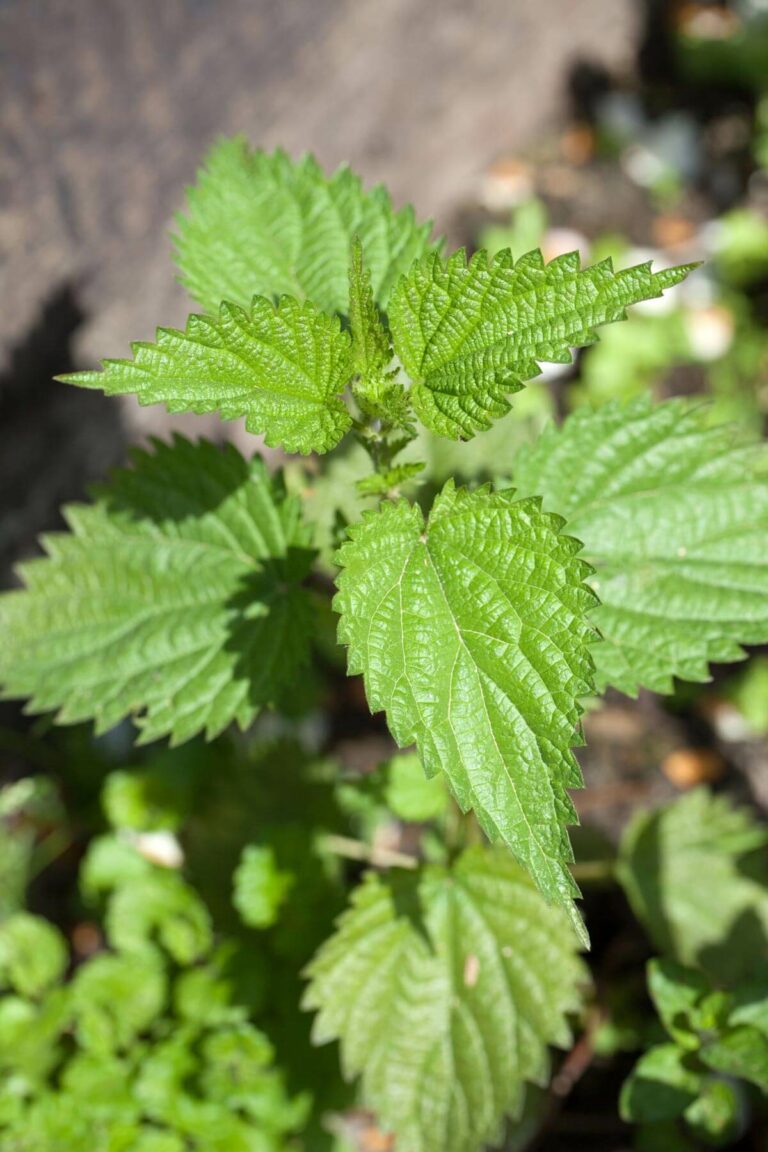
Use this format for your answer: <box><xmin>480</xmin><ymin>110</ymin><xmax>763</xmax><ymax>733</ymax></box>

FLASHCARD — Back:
<box><xmin>355</xmin><ymin>462</ymin><xmax>425</xmax><ymax>497</ymax></box>
<box><xmin>349</xmin><ymin>237</ymin><xmax>392</xmax><ymax>385</ymax></box>
<box><xmin>102</xmin><ymin>768</ymin><xmax>189</xmax><ymax>833</ymax></box>
<box><xmin>648</xmin><ymin>960</ymin><xmax>715</xmax><ymax>1050</ymax></box>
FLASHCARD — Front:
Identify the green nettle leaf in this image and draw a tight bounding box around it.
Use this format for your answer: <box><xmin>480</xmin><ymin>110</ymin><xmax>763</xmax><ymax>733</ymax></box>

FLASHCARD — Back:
<box><xmin>174</xmin><ymin>138</ymin><xmax>436</xmax><ymax>316</ymax></box>
<box><xmin>618</xmin><ymin>788</ymin><xmax>768</xmax><ymax>983</ymax></box>
<box><xmin>232</xmin><ymin>845</ymin><xmax>295</xmax><ymax>929</ymax></box>
<box><xmin>60</xmin><ymin>296</ymin><xmax>353</xmax><ymax>455</ymax></box>
<box><xmin>347</xmin><ymin>237</ymin><xmax>414</xmax><ymax>435</ymax></box>
<box><xmin>388</xmin><ymin>248</ymin><xmax>694</xmax><ymax>439</ymax></box>
<box><xmin>514</xmin><ymin>395</ymin><xmax>768</xmax><ymax>694</ymax></box>
<box><xmin>304</xmin><ymin>847</ymin><xmax>586</xmax><ymax>1152</ymax></box>
<box><xmin>0</xmin><ymin>438</ymin><xmax>316</xmax><ymax>745</ymax></box>
<box><xmin>349</xmin><ymin>237</ymin><xmax>392</xmax><ymax>386</ymax></box>
<box><xmin>335</xmin><ymin>483</ymin><xmax>597</xmax><ymax>935</ymax></box>
<box><xmin>102</xmin><ymin>768</ymin><xmax>189</xmax><ymax>834</ymax></box>
<box><xmin>355</xmin><ymin>462</ymin><xmax>425</xmax><ymax>497</ymax></box>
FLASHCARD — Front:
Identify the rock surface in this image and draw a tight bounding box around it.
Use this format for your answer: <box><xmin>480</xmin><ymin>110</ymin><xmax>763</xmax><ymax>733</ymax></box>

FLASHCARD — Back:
<box><xmin>3</xmin><ymin>0</ymin><xmax>638</xmax><ymax>367</ymax></box>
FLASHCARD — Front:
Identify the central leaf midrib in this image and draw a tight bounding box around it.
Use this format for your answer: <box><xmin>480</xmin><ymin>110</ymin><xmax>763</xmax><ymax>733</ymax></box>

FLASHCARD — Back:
<box><xmin>421</xmin><ymin>533</ymin><xmax>563</xmax><ymax>880</ymax></box>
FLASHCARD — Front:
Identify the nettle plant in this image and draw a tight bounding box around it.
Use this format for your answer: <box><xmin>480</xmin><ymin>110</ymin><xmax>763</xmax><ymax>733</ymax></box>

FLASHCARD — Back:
<box><xmin>3</xmin><ymin>138</ymin><xmax>768</xmax><ymax>1150</ymax></box>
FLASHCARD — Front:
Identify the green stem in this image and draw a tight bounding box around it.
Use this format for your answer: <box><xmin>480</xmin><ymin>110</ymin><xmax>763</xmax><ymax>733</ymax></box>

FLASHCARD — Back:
<box><xmin>319</xmin><ymin>833</ymin><xmax>418</xmax><ymax>871</ymax></box>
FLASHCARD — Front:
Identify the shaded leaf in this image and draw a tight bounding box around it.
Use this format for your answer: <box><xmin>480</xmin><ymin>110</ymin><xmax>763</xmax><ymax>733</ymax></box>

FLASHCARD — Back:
<box><xmin>515</xmin><ymin>395</ymin><xmax>768</xmax><ymax>694</ymax></box>
<box><xmin>304</xmin><ymin>847</ymin><xmax>586</xmax><ymax>1152</ymax></box>
<box><xmin>0</xmin><ymin>439</ymin><xmax>315</xmax><ymax>745</ymax></box>
<box><xmin>620</xmin><ymin>1044</ymin><xmax>702</xmax><ymax>1124</ymax></box>
<box><xmin>618</xmin><ymin>788</ymin><xmax>768</xmax><ymax>983</ymax></box>
<box><xmin>700</xmin><ymin>1025</ymin><xmax>768</xmax><ymax>1093</ymax></box>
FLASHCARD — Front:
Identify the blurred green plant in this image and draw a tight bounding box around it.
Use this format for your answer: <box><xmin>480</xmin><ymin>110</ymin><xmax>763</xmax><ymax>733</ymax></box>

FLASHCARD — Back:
<box><xmin>0</xmin><ymin>850</ymin><xmax>308</xmax><ymax>1152</ymax></box>
<box><xmin>621</xmin><ymin>957</ymin><xmax>768</xmax><ymax>1147</ymax></box>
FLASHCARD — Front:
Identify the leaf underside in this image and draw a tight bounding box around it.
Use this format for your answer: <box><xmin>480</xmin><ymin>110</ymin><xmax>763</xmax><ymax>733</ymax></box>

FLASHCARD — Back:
<box><xmin>304</xmin><ymin>847</ymin><xmax>586</xmax><ymax>1152</ymax></box>
<box><xmin>174</xmin><ymin>138</ymin><xmax>437</xmax><ymax>316</ymax></box>
<box><xmin>334</xmin><ymin>482</ymin><xmax>597</xmax><ymax>936</ymax></box>
<box><xmin>514</xmin><ymin>395</ymin><xmax>768</xmax><ymax>694</ymax></box>
<box><xmin>60</xmin><ymin>296</ymin><xmax>353</xmax><ymax>456</ymax></box>
<box><xmin>0</xmin><ymin>438</ymin><xmax>315</xmax><ymax>745</ymax></box>
<box><xmin>388</xmin><ymin>248</ymin><xmax>695</xmax><ymax>440</ymax></box>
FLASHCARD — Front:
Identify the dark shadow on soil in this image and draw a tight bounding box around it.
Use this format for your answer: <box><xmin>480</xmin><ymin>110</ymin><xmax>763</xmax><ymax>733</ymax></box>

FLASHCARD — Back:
<box><xmin>0</xmin><ymin>281</ymin><xmax>128</xmax><ymax>586</ymax></box>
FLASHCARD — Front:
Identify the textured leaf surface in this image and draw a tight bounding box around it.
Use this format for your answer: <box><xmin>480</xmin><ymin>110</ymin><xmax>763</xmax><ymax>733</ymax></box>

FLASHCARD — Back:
<box><xmin>388</xmin><ymin>249</ymin><xmax>693</xmax><ymax>439</ymax></box>
<box><xmin>618</xmin><ymin>788</ymin><xmax>768</xmax><ymax>983</ymax></box>
<box><xmin>304</xmin><ymin>847</ymin><xmax>586</xmax><ymax>1152</ymax></box>
<box><xmin>335</xmin><ymin>482</ymin><xmax>597</xmax><ymax>931</ymax></box>
<box><xmin>402</xmin><ymin>386</ymin><xmax>555</xmax><ymax>485</ymax></box>
<box><xmin>514</xmin><ymin>396</ymin><xmax>768</xmax><ymax>694</ymax></box>
<box><xmin>174</xmin><ymin>138</ymin><xmax>436</xmax><ymax>316</ymax></box>
<box><xmin>0</xmin><ymin>439</ymin><xmax>315</xmax><ymax>745</ymax></box>
<box><xmin>60</xmin><ymin>296</ymin><xmax>353</xmax><ymax>455</ymax></box>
